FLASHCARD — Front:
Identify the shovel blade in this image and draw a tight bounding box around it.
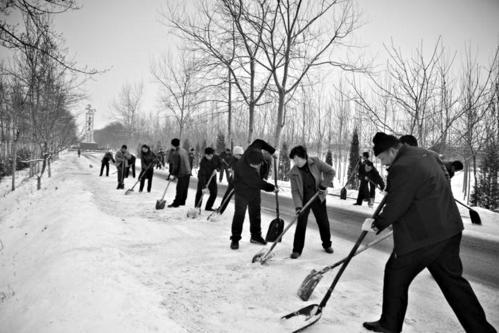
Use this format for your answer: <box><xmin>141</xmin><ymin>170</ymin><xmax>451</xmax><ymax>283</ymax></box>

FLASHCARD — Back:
<box><xmin>281</xmin><ymin>304</ymin><xmax>322</xmax><ymax>333</ymax></box>
<box><xmin>124</xmin><ymin>189</ymin><xmax>133</xmax><ymax>195</ymax></box>
<box><xmin>155</xmin><ymin>200</ymin><xmax>165</xmax><ymax>210</ymax></box>
<box><xmin>251</xmin><ymin>248</ymin><xmax>267</xmax><ymax>263</ymax></box>
<box><xmin>265</xmin><ymin>218</ymin><xmax>284</xmax><ymax>242</ymax></box>
<box><xmin>297</xmin><ymin>270</ymin><xmax>323</xmax><ymax>301</ymax></box>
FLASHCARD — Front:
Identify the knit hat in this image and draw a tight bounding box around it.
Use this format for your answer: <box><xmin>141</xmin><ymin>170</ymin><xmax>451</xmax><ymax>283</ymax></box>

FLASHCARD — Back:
<box><xmin>246</xmin><ymin>149</ymin><xmax>264</xmax><ymax>165</ymax></box>
<box><xmin>373</xmin><ymin>132</ymin><xmax>400</xmax><ymax>156</ymax></box>
<box><xmin>171</xmin><ymin>138</ymin><xmax>180</xmax><ymax>147</ymax></box>
<box><xmin>399</xmin><ymin>134</ymin><xmax>418</xmax><ymax>147</ymax></box>
<box><xmin>233</xmin><ymin>146</ymin><xmax>244</xmax><ymax>155</ymax></box>
<box><xmin>204</xmin><ymin>147</ymin><xmax>214</xmax><ymax>155</ymax></box>
<box><xmin>362</xmin><ymin>152</ymin><xmax>369</xmax><ymax>159</ymax></box>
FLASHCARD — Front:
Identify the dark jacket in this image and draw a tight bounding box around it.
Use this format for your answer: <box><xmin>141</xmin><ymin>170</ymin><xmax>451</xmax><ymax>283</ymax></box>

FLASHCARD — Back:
<box><xmin>374</xmin><ymin>145</ymin><xmax>463</xmax><ymax>256</ymax></box>
<box><xmin>288</xmin><ymin>157</ymin><xmax>336</xmax><ymax>208</ymax></box>
<box><xmin>198</xmin><ymin>155</ymin><xmax>222</xmax><ymax>186</ymax></box>
<box><xmin>140</xmin><ymin>145</ymin><xmax>157</xmax><ymax>169</ymax></box>
<box><xmin>170</xmin><ymin>147</ymin><xmax>191</xmax><ymax>177</ymax></box>
<box><xmin>233</xmin><ymin>155</ymin><xmax>275</xmax><ymax>201</ymax></box>
<box><xmin>102</xmin><ymin>152</ymin><xmax>115</xmax><ymax>164</ymax></box>
<box><xmin>243</xmin><ymin>139</ymin><xmax>276</xmax><ymax>180</ymax></box>
<box><xmin>364</xmin><ymin>166</ymin><xmax>385</xmax><ymax>190</ymax></box>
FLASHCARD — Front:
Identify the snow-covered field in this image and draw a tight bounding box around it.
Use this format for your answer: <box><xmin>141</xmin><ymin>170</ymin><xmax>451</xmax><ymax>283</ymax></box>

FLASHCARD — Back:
<box><xmin>0</xmin><ymin>153</ymin><xmax>498</xmax><ymax>332</ymax></box>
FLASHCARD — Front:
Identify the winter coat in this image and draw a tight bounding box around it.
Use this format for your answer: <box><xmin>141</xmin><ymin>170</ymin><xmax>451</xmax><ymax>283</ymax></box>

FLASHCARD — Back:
<box><xmin>288</xmin><ymin>157</ymin><xmax>336</xmax><ymax>208</ymax></box>
<box><xmin>219</xmin><ymin>151</ymin><xmax>234</xmax><ymax>169</ymax></box>
<box><xmin>242</xmin><ymin>139</ymin><xmax>276</xmax><ymax>180</ymax></box>
<box><xmin>198</xmin><ymin>155</ymin><xmax>222</xmax><ymax>186</ymax></box>
<box><xmin>373</xmin><ymin>145</ymin><xmax>463</xmax><ymax>256</ymax></box>
<box><xmin>140</xmin><ymin>147</ymin><xmax>157</xmax><ymax>170</ymax></box>
<box><xmin>170</xmin><ymin>147</ymin><xmax>191</xmax><ymax>177</ymax></box>
<box><xmin>115</xmin><ymin>150</ymin><xmax>131</xmax><ymax>168</ymax></box>
<box><xmin>102</xmin><ymin>152</ymin><xmax>115</xmax><ymax>164</ymax></box>
<box><xmin>364</xmin><ymin>166</ymin><xmax>385</xmax><ymax>190</ymax></box>
<box><xmin>233</xmin><ymin>156</ymin><xmax>275</xmax><ymax>201</ymax></box>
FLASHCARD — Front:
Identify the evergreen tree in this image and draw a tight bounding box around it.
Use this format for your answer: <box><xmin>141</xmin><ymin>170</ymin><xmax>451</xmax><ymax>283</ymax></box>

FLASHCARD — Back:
<box><xmin>325</xmin><ymin>150</ymin><xmax>333</xmax><ymax>166</ymax></box>
<box><xmin>347</xmin><ymin>128</ymin><xmax>360</xmax><ymax>189</ymax></box>
<box><xmin>472</xmin><ymin>141</ymin><xmax>499</xmax><ymax>210</ymax></box>
<box><xmin>279</xmin><ymin>141</ymin><xmax>290</xmax><ymax>181</ymax></box>
<box><xmin>216</xmin><ymin>132</ymin><xmax>226</xmax><ymax>153</ymax></box>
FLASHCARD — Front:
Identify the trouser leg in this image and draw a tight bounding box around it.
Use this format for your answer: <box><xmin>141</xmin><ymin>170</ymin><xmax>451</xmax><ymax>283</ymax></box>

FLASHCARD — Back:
<box><xmin>311</xmin><ymin>199</ymin><xmax>332</xmax><ymax>249</ymax></box>
<box><xmin>231</xmin><ymin>193</ymin><xmax>248</xmax><ymax>241</ymax></box>
<box><xmin>428</xmin><ymin>234</ymin><xmax>497</xmax><ymax>333</ymax></box>
<box><xmin>247</xmin><ymin>194</ymin><xmax>262</xmax><ymax>238</ymax></box>
<box><xmin>205</xmin><ymin>180</ymin><xmax>217</xmax><ymax>209</ymax></box>
<box><xmin>293</xmin><ymin>207</ymin><xmax>311</xmax><ymax>254</ymax></box>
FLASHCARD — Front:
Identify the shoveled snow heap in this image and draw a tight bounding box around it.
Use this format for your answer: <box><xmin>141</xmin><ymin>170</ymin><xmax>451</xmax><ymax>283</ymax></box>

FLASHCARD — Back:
<box><xmin>0</xmin><ymin>153</ymin><xmax>497</xmax><ymax>332</ymax></box>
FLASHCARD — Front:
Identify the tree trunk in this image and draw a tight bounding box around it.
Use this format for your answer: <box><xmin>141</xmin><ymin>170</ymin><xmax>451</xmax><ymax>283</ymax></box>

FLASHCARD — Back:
<box><xmin>11</xmin><ymin>138</ymin><xmax>17</xmax><ymax>191</ymax></box>
<box><xmin>273</xmin><ymin>91</ymin><xmax>285</xmax><ymax>150</ymax></box>
<box><xmin>227</xmin><ymin>68</ymin><xmax>233</xmax><ymax>149</ymax></box>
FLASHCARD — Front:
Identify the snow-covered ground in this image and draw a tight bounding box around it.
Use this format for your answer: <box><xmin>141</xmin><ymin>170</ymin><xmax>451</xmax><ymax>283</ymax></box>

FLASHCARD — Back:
<box><xmin>0</xmin><ymin>153</ymin><xmax>498</xmax><ymax>332</ymax></box>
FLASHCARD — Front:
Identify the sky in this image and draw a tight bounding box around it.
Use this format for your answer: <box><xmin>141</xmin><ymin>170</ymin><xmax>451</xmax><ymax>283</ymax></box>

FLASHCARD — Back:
<box><xmin>46</xmin><ymin>0</ymin><xmax>499</xmax><ymax>130</ymax></box>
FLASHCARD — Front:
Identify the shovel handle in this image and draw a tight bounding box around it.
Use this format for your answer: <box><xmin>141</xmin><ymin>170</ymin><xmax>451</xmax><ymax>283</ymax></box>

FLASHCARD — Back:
<box><xmin>318</xmin><ymin>194</ymin><xmax>388</xmax><ymax>308</ymax></box>
<box><xmin>273</xmin><ymin>156</ymin><xmax>280</xmax><ymax>218</ymax></box>
<box><xmin>257</xmin><ymin>191</ymin><xmax>320</xmax><ymax>263</ymax></box>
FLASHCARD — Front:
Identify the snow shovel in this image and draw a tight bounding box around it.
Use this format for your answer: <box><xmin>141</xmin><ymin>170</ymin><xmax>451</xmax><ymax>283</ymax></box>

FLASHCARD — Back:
<box><xmin>252</xmin><ymin>192</ymin><xmax>321</xmax><ymax>264</ymax></box>
<box><xmin>265</xmin><ymin>156</ymin><xmax>284</xmax><ymax>242</ymax></box>
<box><xmin>155</xmin><ymin>179</ymin><xmax>172</xmax><ymax>210</ymax></box>
<box><xmin>187</xmin><ymin>171</ymin><xmax>217</xmax><ymax>219</ymax></box>
<box><xmin>125</xmin><ymin>162</ymin><xmax>155</xmax><ymax>195</ymax></box>
<box><xmin>207</xmin><ymin>188</ymin><xmax>234</xmax><ymax>221</ymax></box>
<box><xmin>297</xmin><ymin>229</ymin><xmax>393</xmax><ymax>301</ymax></box>
<box><xmin>281</xmin><ymin>195</ymin><xmax>388</xmax><ymax>333</ymax></box>
<box><xmin>455</xmin><ymin>199</ymin><xmax>481</xmax><ymax>225</ymax></box>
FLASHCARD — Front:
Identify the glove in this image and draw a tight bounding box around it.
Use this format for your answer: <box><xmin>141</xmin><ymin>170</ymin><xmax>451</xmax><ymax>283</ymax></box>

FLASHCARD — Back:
<box><xmin>361</xmin><ymin>218</ymin><xmax>378</xmax><ymax>233</ymax></box>
<box><xmin>202</xmin><ymin>188</ymin><xmax>209</xmax><ymax>195</ymax></box>
<box><xmin>274</xmin><ymin>186</ymin><xmax>279</xmax><ymax>193</ymax></box>
<box><xmin>295</xmin><ymin>207</ymin><xmax>302</xmax><ymax>214</ymax></box>
<box><xmin>272</xmin><ymin>150</ymin><xmax>279</xmax><ymax>159</ymax></box>
<box><xmin>318</xmin><ymin>185</ymin><xmax>327</xmax><ymax>195</ymax></box>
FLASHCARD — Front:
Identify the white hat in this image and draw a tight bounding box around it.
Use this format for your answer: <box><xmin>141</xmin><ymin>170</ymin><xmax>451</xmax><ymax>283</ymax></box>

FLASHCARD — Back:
<box><xmin>233</xmin><ymin>146</ymin><xmax>244</xmax><ymax>155</ymax></box>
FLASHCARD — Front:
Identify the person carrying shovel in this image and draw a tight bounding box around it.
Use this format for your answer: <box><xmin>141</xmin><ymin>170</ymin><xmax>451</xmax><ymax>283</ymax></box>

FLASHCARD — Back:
<box><xmin>194</xmin><ymin>147</ymin><xmax>221</xmax><ymax>211</ymax></box>
<box><xmin>361</xmin><ymin>132</ymin><xmax>495</xmax><ymax>333</ymax></box>
<box><xmin>138</xmin><ymin>144</ymin><xmax>158</xmax><ymax>193</ymax></box>
<box><xmin>288</xmin><ymin>145</ymin><xmax>335</xmax><ymax>259</ymax></box>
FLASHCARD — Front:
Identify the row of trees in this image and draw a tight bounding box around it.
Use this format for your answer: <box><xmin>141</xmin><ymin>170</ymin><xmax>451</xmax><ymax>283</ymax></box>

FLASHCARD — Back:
<box><xmin>0</xmin><ymin>1</ymin><xmax>94</xmax><ymax>189</ymax></box>
<box><xmin>101</xmin><ymin>0</ymin><xmax>497</xmax><ymax>209</ymax></box>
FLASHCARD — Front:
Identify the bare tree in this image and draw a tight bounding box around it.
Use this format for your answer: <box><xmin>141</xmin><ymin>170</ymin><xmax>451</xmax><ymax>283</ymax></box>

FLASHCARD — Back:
<box><xmin>256</xmin><ymin>0</ymin><xmax>361</xmax><ymax>148</ymax></box>
<box><xmin>151</xmin><ymin>52</ymin><xmax>206</xmax><ymax>140</ymax></box>
<box><xmin>111</xmin><ymin>82</ymin><xmax>143</xmax><ymax>136</ymax></box>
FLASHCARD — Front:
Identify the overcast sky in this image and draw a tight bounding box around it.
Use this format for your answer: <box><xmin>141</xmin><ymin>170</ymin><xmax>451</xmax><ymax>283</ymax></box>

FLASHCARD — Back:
<box><xmin>49</xmin><ymin>0</ymin><xmax>499</xmax><ymax>129</ymax></box>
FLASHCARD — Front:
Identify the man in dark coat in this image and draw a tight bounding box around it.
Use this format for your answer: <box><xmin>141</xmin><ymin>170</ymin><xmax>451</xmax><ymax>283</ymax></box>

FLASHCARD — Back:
<box><xmin>168</xmin><ymin>138</ymin><xmax>192</xmax><ymax>208</ymax></box>
<box><xmin>361</xmin><ymin>132</ymin><xmax>495</xmax><ymax>333</ymax></box>
<box><xmin>354</xmin><ymin>152</ymin><xmax>378</xmax><ymax>206</ymax></box>
<box><xmin>218</xmin><ymin>148</ymin><xmax>233</xmax><ymax>182</ymax></box>
<box><xmin>230</xmin><ymin>139</ymin><xmax>276</xmax><ymax>250</ymax></box>
<box><xmin>288</xmin><ymin>145</ymin><xmax>335</xmax><ymax>259</ymax></box>
<box><xmin>100</xmin><ymin>151</ymin><xmax>115</xmax><ymax>177</ymax></box>
<box><xmin>139</xmin><ymin>144</ymin><xmax>158</xmax><ymax>193</ymax></box>
<box><xmin>194</xmin><ymin>147</ymin><xmax>221</xmax><ymax>210</ymax></box>
<box><xmin>124</xmin><ymin>154</ymin><xmax>136</xmax><ymax>179</ymax></box>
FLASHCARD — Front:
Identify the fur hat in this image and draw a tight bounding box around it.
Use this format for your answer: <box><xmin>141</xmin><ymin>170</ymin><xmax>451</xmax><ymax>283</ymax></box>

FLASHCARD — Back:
<box><xmin>373</xmin><ymin>132</ymin><xmax>400</xmax><ymax>156</ymax></box>
<box><xmin>233</xmin><ymin>146</ymin><xmax>244</xmax><ymax>155</ymax></box>
<box><xmin>204</xmin><ymin>147</ymin><xmax>215</xmax><ymax>155</ymax></box>
<box><xmin>246</xmin><ymin>149</ymin><xmax>264</xmax><ymax>165</ymax></box>
<box><xmin>171</xmin><ymin>138</ymin><xmax>180</xmax><ymax>147</ymax></box>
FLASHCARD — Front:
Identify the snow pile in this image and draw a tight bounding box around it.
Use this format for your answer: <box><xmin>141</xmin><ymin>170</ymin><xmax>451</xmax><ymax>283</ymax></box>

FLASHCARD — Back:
<box><xmin>0</xmin><ymin>153</ymin><xmax>497</xmax><ymax>332</ymax></box>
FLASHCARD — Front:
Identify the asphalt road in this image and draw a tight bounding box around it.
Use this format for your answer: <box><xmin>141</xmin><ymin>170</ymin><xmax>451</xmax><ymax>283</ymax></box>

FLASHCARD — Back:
<box><xmin>188</xmin><ymin>175</ymin><xmax>499</xmax><ymax>290</ymax></box>
<box><xmin>84</xmin><ymin>153</ymin><xmax>499</xmax><ymax>290</ymax></box>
